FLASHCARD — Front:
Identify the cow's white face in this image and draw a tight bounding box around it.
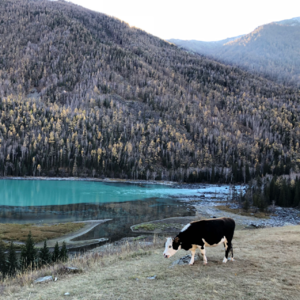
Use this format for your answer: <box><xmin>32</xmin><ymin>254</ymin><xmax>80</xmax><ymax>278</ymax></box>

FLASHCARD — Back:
<box><xmin>163</xmin><ymin>237</ymin><xmax>180</xmax><ymax>258</ymax></box>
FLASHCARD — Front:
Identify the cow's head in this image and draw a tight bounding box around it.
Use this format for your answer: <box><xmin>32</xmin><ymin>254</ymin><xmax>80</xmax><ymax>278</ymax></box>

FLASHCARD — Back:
<box><xmin>163</xmin><ymin>237</ymin><xmax>181</xmax><ymax>258</ymax></box>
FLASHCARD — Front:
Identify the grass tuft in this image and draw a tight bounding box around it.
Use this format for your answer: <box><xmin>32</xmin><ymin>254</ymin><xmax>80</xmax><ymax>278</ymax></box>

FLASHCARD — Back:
<box><xmin>132</xmin><ymin>223</ymin><xmax>183</xmax><ymax>232</ymax></box>
<box><xmin>216</xmin><ymin>205</ymin><xmax>270</xmax><ymax>218</ymax></box>
<box><xmin>0</xmin><ymin>223</ymin><xmax>85</xmax><ymax>245</ymax></box>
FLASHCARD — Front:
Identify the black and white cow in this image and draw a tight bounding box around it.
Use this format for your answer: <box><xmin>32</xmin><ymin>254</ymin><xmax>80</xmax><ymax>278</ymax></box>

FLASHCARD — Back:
<box><xmin>163</xmin><ymin>217</ymin><xmax>235</xmax><ymax>265</ymax></box>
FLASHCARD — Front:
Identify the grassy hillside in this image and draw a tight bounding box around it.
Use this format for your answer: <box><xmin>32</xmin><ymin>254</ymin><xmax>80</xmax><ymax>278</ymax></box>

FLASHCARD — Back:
<box><xmin>2</xmin><ymin>226</ymin><xmax>300</xmax><ymax>299</ymax></box>
<box><xmin>0</xmin><ymin>1</ymin><xmax>300</xmax><ymax>182</ymax></box>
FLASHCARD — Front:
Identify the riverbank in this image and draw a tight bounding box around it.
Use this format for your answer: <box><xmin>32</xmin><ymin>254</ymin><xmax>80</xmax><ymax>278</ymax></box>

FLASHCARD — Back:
<box><xmin>2</xmin><ymin>225</ymin><xmax>300</xmax><ymax>300</ymax></box>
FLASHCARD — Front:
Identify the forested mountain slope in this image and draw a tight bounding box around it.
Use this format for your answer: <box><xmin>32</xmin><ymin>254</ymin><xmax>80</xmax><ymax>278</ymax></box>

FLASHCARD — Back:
<box><xmin>0</xmin><ymin>0</ymin><xmax>300</xmax><ymax>182</ymax></box>
<box><xmin>169</xmin><ymin>17</ymin><xmax>300</xmax><ymax>86</ymax></box>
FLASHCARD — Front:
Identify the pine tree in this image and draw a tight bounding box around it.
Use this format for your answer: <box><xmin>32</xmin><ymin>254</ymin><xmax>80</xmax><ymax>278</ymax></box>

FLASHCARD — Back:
<box><xmin>243</xmin><ymin>197</ymin><xmax>250</xmax><ymax>212</ymax></box>
<box><xmin>286</xmin><ymin>181</ymin><xmax>292</xmax><ymax>207</ymax></box>
<box><xmin>20</xmin><ymin>232</ymin><xmax>37</xmax><ymax>270</ymax></box>
<box><xmin>281</xmin><ymin>179</ymin><xmax>288</xmax><ymax>207</ymax></box>
<box><xmin>72</xmin><ymin>158</ymin><xmax>78</xmax><ymax>177</ymax></box>
<box><xmin>0</xmin><ymin>240</ymin><xmax>8</xmax><ymax>280</ymax></box>
<box><xmin>293</xmin><ymin>180</ymin><xmax>300</xmax><ymax>207</ymax></box>
<box><xmin>39</xmin><ymin>241</ymin><xmax>51</xmax><ymax>266</ymax></box>
<box><xmin>7</xmin><ymin>241</ymin><xmax>18</xmax><ymax>277</ymax></box>
<box><xmin>59</xmin><ymin>241</ymin><xmax>68</xmax><ymax>262</ymax></box>
<box><xmin>52</xmin><ymin>242</ymin><xmax>60</xmax><ymax>262</ymax></box>
<box><xmin>269</xmin><ymin>177</ymin><xmax>276</xmax><ymax>203</ymax></box>
<box><xmin>211</xmin><ymin>165</ymin><xmax>215</xmax><ymax>183</ymax></box>
<box><xmin>245</xmin><ymin>164</ymin><xmax>251</xmax><ymax>183</ymax></box>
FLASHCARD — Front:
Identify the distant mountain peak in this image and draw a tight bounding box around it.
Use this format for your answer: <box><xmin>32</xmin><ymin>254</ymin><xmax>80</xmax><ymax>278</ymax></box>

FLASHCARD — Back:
<box><xmin>169</xmin><ymin>16</ymin><xmax>300</xmax><ymax>85</ymax></box>
<box><xmin>276</xmin><ymin>16</ymin><xmax>300</xmax><ymax>26</ymax></box>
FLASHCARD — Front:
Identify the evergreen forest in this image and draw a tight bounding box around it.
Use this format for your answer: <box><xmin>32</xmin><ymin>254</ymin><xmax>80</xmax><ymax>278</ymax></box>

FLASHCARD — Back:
<box><xmin>245</xmin><ymin>176</ymin><xmax>300</xmax><ymax>209</ymax></box>
<box><xmin>0</xmin><ymin>233</ymin><xmax>68</xmax><ymax>280</ymax></box>
<box><xmin>0</xmin><ymin>0</ymin><xmax>300</xmax><ymax>182</ymax></box>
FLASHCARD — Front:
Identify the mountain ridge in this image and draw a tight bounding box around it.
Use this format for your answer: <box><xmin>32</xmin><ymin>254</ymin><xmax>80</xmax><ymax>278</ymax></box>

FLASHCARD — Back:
<box><xmin>169</xmin><ymin>16</ymin><xmax>300</xmax><ymax>85</ymax></box>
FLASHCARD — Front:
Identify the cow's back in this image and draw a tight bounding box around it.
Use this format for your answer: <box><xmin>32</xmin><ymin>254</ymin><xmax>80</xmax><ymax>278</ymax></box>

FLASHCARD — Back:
<box><xmin>180</xmin><ymin>217</ymin><xmax>235</xmax><ymax>247</ymax></box>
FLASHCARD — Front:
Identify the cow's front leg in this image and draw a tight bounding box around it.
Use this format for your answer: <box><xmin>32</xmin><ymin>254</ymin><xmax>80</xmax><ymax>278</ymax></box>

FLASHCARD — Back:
<box><xmin>189</xmin><ymin>245</ymin><xmax>197</xmax><ymax>265</ymax></box>
<box><xmin>199</xmin><ymin>246</ymin><xmax>207</xmax><ymax>265</ymax></box>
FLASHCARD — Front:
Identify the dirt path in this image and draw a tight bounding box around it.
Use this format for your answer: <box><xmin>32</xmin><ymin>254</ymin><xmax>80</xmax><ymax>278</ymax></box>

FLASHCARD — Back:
<box><xmin>35</xmin><ymin>219</ymin><xmax>111</xmax><ymax>249</ymax></box>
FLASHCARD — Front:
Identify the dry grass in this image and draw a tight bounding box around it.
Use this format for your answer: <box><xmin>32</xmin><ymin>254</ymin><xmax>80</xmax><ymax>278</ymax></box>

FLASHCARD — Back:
<box><xmin>2</xmin><ymin>226</ymin><xmax>300</xmax><ymax>300</ymax></box>
<box><xmin>132</xmin><ymin>223</ymin><xmax>182</xmax><ymax>232</ymax></box>
<box><xmin>216</xmin><ymin>205</ymin><xmax>270</xmax><ymax>219</ymax></box>
<box><xmin>0</xmin><ymin>223</ymin><xmax>85</xmax><ymax>244</ymax></box>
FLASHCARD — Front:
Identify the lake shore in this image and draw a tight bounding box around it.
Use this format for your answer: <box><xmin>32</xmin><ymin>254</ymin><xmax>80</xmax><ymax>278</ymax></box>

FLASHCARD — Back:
<box><xmin>1</xmin><ymin>177</ymin><xmax>299</xmax><ymax>251</ymax></box>
<box><xmin>0</xmin><ymin>176</ymin><xmax>176</xmax><ymax>186</ymax></box>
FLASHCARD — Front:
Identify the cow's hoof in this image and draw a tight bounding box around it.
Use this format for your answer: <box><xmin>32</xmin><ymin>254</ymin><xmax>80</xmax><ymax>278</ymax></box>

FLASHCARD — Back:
<box><xmin>189</xmin><ymin>263</ymin><xmax>194</xmax><ymax>266</ymax></box>
<box><xmin>203</xmin><ymin>262</ymin><xmax>207</xmax><ymax>265</ymax></box>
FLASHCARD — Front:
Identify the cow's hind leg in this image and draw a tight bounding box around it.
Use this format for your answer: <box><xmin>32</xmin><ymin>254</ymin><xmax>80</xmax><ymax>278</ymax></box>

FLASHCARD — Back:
<box><xmin>189</xmin><ymin>245</ymin><xmax>197</xmax><ymax>265</ymax></box>
<box><xmin>198</xmin><ymin>245</ymin><xmax>207</xmax><ymax>265</ymax></box>
<box><xmin>228</xmin><ymin>243</ymin><xmax>234</xmax><ymax>261</ymax></box>
<box><xmin>223</xmin><ymin>241</ymin><xmax>233</xmax><ymax>263</ymax></box>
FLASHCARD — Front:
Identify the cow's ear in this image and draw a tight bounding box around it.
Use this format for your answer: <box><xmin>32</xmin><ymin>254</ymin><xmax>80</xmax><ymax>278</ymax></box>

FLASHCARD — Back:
<box><xmin>174</xmin><ymin>237</ymin><xmax>180</xmax><ymax>243</ymax></box>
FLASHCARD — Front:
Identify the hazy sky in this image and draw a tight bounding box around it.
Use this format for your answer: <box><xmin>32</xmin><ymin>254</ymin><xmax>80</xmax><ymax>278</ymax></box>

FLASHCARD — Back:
<box><xmin>68</xmin><ymin>0</ymin><xmax>300</xmax><ymax>41</ymax></box>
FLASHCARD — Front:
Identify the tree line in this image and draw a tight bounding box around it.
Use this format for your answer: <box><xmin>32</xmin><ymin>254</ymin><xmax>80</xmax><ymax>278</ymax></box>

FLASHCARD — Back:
<box><xmin>240</xmin><ymin>176</ymin><xmax>300</xmax><ymax>211</ymax></box>
<box><xmin>0</xmin><ymin>233</ymin><xmax>68</xmax><ymax>280</ymax></box>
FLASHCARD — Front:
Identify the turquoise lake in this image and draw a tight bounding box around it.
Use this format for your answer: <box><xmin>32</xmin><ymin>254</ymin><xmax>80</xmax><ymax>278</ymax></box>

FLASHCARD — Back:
<box><xmin>0</xmin><ymin>179</ymin><xmax>234</xmax><ymax>245</ymax></box>
<box><xmin>0</xmin><ymin>179</ymin><xmax>198</xmax><ymax>244</ymax></box>
<box><xmin>0</xmin><ymin>179</ymin><xmax>230</xmax><ymax>207</ymax></box>
<box><xmin>2</xmin><ymin>180</ymin><xmax>171</xmax><ymax>206</ymax></box>
<box><xmin>0</xmin><ymin>179</ymin><xmax>172</xmax><ymax>207</ymax></box>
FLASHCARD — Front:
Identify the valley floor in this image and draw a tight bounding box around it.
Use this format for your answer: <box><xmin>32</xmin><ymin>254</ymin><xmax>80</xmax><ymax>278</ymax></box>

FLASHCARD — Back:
<box><xmin>2</xmin><ymin>225</ymin><xmax>300</xmax><ymax>300</ymax></box>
